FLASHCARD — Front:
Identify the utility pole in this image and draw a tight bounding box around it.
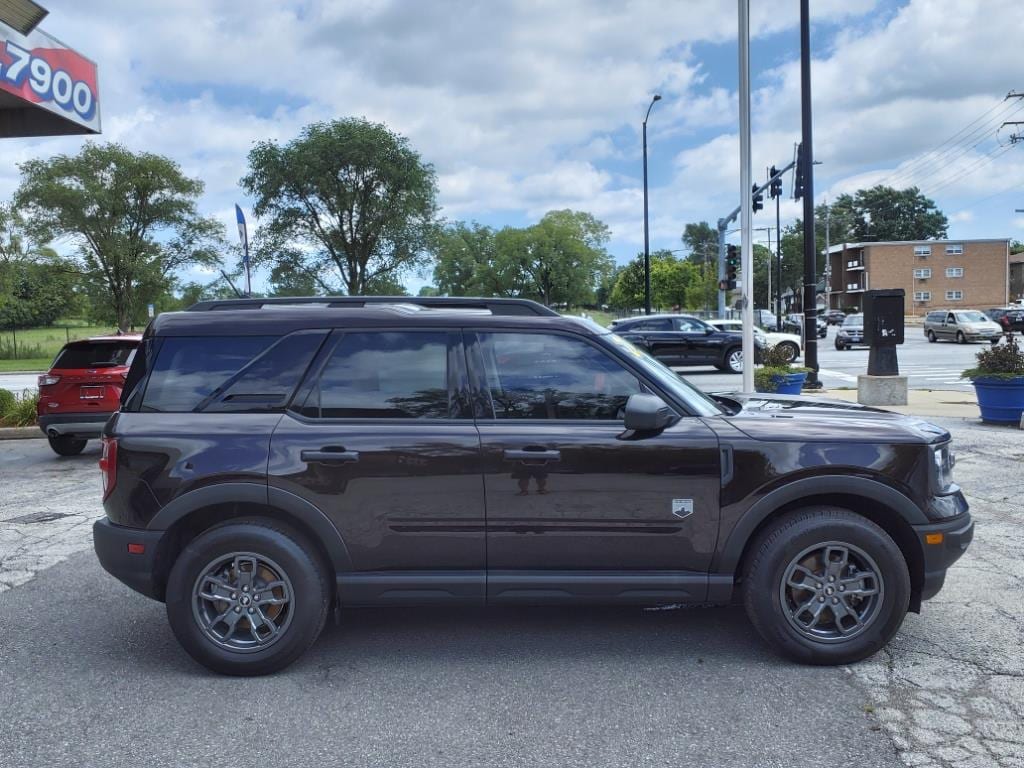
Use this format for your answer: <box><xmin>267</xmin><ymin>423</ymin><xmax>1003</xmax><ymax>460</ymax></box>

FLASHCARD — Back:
<box><xmin>642</xmin><ymin>94</ymin><xmax>662</xmax><ymax>315</ymax></box>
<box><xmin>738</xmin><ymin>0</ymin><xmax>754</xmax><ymax>392</ymax></box>
<box><xmin>824</xmin><ymin>196</ymin><xmax>831</xmax><ymax>313</ymax></box>
<box><xmin>756</xmin><ymin>226</ymin><xmax>773</xmax><ymax>310</ymax></box>
<box><xmin>799</xmin><ymin>0</ymin><xmax>820</xmax><ymax>388</ymax></box>
<box><xmin>768</xmin><ymin>165</ymin><xmax>783</xmax><ymax>330</ymax></box>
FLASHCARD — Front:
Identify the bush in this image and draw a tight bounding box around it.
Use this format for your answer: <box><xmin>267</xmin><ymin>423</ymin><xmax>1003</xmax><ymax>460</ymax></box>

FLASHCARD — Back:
<box><xmin>1</xmin><ymin>389</ymin><xmax>39</xmax><ymax>427</ymax></box>
<box><xmin>0</xmin><ymin>338</ymin><xmax>46</xmax><ymax>360</ymax></box>
<box><xmin>0</xmin><ymin>388</ymin><xmax>14</xmax><ymax>417</ymax></box>
<box><xmin>755</xmin><ymin>343</ymin><xmax>810</xmax><ymax>393</ymax></box>
<box><xmin>962</xmin><ymin>334</ymin><xmax>1024</xmax><ymax>380</ymax></box>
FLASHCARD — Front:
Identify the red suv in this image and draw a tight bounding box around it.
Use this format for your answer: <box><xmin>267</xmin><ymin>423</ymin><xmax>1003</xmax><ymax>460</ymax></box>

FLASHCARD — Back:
<box><xmin>37</xmin><ymin>335</ymin><xmax>141</xmax><ymax>455</ymax></box>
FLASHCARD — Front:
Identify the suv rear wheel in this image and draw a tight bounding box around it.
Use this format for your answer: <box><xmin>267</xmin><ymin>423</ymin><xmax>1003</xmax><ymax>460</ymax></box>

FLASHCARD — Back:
<box><xmin>165</xmin><ymin>518</ymin><xmax>330</xmax><ymax>676</ymax></box>
<box><xmin>742</xmin><ymin>507</ymin><xmax>910</xmax><ymax>665</ymax></box>
<box><xmin>47</xmin><ymin>435</ymin><xmax>87</xmax><ymax>456</ymax></box>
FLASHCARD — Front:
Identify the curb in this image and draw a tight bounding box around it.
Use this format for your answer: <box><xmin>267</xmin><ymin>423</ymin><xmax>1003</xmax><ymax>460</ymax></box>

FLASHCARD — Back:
<box><xmin>0</xmin><ymin>426</ymin><xmax>43</xmax><ymax>440</ymax></box>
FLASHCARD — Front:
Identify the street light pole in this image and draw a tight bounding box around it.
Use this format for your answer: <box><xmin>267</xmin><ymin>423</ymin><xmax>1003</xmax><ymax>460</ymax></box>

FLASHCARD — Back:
<box><xmin>642</xmin><ymin>94</ymin><xmax>661</xmax><ymax>315</ymax></box>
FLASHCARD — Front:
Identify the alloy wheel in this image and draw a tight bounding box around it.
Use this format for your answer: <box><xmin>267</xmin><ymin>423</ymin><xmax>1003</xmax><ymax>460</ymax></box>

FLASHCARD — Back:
<box><xmin>192</xmin><ymin>552</ymin><xmax>294</xmax><ymax>653</ymax></box>
<box><xmin>779</xmin><ymin>541</ymin><xmax>884</xmax><ymax>643</ymax></box>
<box><xmin>727</xmin><ymin>349</ymin><xmax>743</xmax><ymax>373</ymax></box>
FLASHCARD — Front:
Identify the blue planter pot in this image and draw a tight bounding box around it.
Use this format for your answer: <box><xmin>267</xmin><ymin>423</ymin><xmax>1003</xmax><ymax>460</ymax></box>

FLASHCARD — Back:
<box><xmin>971</xmin><ymin>376</ymin><xmax>1024</xmax><ymax>423</ymax></box>
<box><xmin>760</xmin><ymin>371</ymin><xmax>807</xmax><ymax>395</ymax></box>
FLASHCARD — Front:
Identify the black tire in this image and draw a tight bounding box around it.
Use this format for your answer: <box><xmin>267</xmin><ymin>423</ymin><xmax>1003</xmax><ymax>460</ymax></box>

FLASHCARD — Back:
<box><xmin>778</xmin><ymin>341</ymin><xmax>800</xmax><ymax>363</ymax></box>
<box><xmin>48</xmin><ymin>435</ymin><xmax>87</xmax><ymax>456</ymax></box>
<box><xmin>834</xmin><ymin>340</ymin><xmax>846</xmax><ymax>351</ymax></box>
<box><xmin>719</xmin><ymin>346</ymin><xmax>743</xmax><ymax>374</ymax></box>
<box><xmin>166</xmin><ymin>518</ymin><xmax>330</xmax><ymax>676</ymax></box>
<box><xmin>926</xmin><ymin>330</ymin><xmax>937</xmax><ymax>343</ymax></box>
<box><xmin>742</xmin><ymin>507</ymin><xmax>910</xmax><ymax>665</ymax></box>
<box><xmin>956</xmin><ymin>331</ymin><xmax>966</xmax><ymax>344</ymax></box>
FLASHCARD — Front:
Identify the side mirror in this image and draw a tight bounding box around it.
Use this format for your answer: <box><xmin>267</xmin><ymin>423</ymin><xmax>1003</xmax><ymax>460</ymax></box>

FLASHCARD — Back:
<box><xmin>623</xmin><ymin>393</ymin><xmax>676</xmax><ymax>432</ymax></box>
<box><xmin>704</xmin><ymin>326</ymin><xmax>715</xmax><ymax>334</ymax></box>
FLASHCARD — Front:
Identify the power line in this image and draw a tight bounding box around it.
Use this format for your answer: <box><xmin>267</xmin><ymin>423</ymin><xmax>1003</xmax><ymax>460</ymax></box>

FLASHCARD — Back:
<box><xmin>920</xmin><ymin>143</ymin><xmax>1016</xmax><ymax>198</ymax></box>
<box><xmin>880</xmin><ymin>92</ymin><xmax>1024</xmax><ymax>189</ymax></box>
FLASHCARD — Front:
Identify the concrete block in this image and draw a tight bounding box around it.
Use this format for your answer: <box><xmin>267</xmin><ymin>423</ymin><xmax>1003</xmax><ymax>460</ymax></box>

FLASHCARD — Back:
<box><xmin>857</xmin><ymin>374</ymin><xmax>908</xmax><ymax>406</ymax></box>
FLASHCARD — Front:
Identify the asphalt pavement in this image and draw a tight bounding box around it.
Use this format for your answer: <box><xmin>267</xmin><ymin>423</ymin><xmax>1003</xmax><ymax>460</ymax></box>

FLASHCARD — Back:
<box><xmin>678</xmin><ymin>325</ymin><xmax>989</xmax><ymax>394</ymax></box>
<box><xmin>3</xmin><ymin>422</ymin><xmax>1023</xmax><ymax>767</ymax></box>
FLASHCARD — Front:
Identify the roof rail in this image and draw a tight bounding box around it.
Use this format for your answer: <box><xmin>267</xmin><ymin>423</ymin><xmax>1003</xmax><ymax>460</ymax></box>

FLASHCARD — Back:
<box><xmin>185</xmin><ymin>296</ymin><xmax>558</xmax><ymax>316</ymax></box>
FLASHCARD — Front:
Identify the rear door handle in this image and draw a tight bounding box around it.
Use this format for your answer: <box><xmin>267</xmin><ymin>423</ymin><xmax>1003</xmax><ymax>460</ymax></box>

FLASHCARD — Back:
<box><xmin>301</xmin><ymin>448</ymin><xmax>360</xmax><ymax>463</ymax></box>
<box><xmin>503</xmin><ymin>447</ymin><xmax>561</xmax><ymax>462</ymax></box>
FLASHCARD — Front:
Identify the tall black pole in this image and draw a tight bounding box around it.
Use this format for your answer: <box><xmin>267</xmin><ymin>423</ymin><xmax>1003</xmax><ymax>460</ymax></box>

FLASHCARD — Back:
<box><xmin>775</xmin><ymin>187</ymin><xmax>782</xmax><ymax>330</ymax></box>
<box><xmin>642</xmin><ymin>94</ymin><xmax>660</xmax><ymax>315</ymax></box>
<box><xmin>799</xmin><ymin>0</ymin><xmax>820</xmax><ymax>387</ymax></box>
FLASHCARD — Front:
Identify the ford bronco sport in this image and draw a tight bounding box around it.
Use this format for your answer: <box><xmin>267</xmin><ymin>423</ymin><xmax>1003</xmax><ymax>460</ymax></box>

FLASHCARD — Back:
<box><xmin>94</xmin><ymin>297</ymin><xmax>973</xmax><ymax>675</ymax></box>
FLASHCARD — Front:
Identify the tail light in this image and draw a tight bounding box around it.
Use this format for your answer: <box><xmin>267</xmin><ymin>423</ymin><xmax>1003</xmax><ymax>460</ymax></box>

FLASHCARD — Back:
<box><xmin>38</xmin><ymin>374</ymin><xmax>60</xmax><ymax>387</ymax></box>
<box><xmin>99</xmin><ymin>437</ymin><xmax>118</xmax><ymax>501</ymax></box>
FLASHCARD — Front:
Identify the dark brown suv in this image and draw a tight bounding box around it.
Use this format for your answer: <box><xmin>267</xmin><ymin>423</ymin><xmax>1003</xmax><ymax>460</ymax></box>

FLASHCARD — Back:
<box><xmin>94</xmin><ymin>297</ymin><xmax>973</xmax><ymax>675</ymax></box>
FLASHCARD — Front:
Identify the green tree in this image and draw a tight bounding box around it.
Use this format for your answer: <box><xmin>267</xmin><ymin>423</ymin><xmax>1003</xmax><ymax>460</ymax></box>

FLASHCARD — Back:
<box><xmin>242</xmin><ymin>118</ymin><xmax>439</xmax><ymax>296</ymax></box>
<box><xmin>609</xmin><ymin>250</ymin><xmax>704</xmax><ymax>312</ymax></box>
<box><xmin>499</xmin><ymin>210</ymin><xmax>613</xmax><ymax>306</ymax></box>
<box><xmin>15</xmin><ymin>143</ymin><xmax>224</xmax><ymax>331</ymax></box>
<box><xmin>432</xmin><ymin>221</ymin><xmax>497</xmax><ymax>296</ymax></box>
<box><xmin>827</xmin><ymin>186</ymin><xmax>947</xmax><ymax>242</ymax></box>
<box><xmin>681</xmin><ymin>221</ymin><xmax>719</xmax><ymax>265</ymax></box>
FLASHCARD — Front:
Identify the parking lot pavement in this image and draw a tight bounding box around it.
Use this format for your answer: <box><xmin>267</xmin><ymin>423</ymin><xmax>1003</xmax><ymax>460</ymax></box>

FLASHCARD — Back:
<box><xmin>0</xmin><ymin>372</ymin><xmax>39</xmax><ymax>394</ymax></box>
<box><xmin>0</xmin><ymin>439</ymin><xmax>101</xmax><ymax>592</ymax></box>
<box><xmin>1</xmin><ymin>422</ymin><xmax>1022</xmax><ymax>767</ymax></box>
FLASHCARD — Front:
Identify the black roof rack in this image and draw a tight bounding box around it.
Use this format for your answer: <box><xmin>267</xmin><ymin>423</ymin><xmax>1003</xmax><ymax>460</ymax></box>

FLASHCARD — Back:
<box><xmin>185</xmin><ymin>296</ymin><xmax>558</xmax><ymax>317</ymax></box>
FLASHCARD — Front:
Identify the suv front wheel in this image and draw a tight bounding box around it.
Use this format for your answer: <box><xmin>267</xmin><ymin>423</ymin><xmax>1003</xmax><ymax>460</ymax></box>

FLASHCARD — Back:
<box><xmin>742</xmin><ymin>507</ymin><xmax>910</xmax><ymax>665</ymax></box>
<box><xmin>165</xmin><ymin>518</ymin><xmax>330</xmax><ymax>676</ymax></box>
<box><xmin>719</xmin><ymin>347</ymin><xmax>743</xmax><ymax>374</ymax></box>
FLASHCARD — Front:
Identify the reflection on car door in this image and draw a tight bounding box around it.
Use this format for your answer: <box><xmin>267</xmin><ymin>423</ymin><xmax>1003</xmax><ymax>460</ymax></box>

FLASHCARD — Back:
<box><xmin>674</xmin><ymin>317</ymin><xmax>717</xmax><ymax>364</ymax></box>
<box><xmin>268</xmin><ymin>329</ymin><xmax>486</xmax><ymax>604</ymax></box>
<box><xmin>630</xmin><ymin>318</ymin><xmax>686</xmax><ymax>364</ymax></box>
<box><xmin>467</xmin><ymin>330</ymin><xmax>721</xmax><ymax>604</ymax></box>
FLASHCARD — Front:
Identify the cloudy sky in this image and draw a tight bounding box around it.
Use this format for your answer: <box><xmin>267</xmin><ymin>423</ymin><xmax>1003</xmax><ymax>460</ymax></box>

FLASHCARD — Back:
<box><xmin>4</xmin><ymin>0</ymin><xmax>1024</xmax><ymax>292</ymax></box>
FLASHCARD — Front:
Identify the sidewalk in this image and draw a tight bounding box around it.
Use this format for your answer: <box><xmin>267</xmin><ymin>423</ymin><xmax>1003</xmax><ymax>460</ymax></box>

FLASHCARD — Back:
<box><xmin>813</xmin><ymin>387</ymin><xmax>985</xmax><ymax>420</ymax></box>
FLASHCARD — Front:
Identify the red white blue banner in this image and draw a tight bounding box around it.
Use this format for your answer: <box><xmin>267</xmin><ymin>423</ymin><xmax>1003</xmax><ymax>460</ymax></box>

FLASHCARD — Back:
<box><xmin>0</xmin><ymin>24</ymin><xmax>100</xmax><ymax>133</ymax></box>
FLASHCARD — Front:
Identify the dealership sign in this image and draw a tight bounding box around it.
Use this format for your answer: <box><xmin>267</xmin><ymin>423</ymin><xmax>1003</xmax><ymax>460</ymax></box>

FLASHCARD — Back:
<box><xmin>0</xmin><ymin>23</ymin><xmax>99</xmax><ymax>135</ymax></box>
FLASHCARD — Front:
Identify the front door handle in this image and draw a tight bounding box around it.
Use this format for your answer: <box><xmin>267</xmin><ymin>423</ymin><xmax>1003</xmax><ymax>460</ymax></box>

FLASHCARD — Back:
<box><xmin>301</xmin><ymin>447</ymin><xmax>360</xmax><ymax>463</ymax></box>
<box><xmin>503</xmin><ymin>447</ymin><xmax>561</xmax><ymax>462</ymax></box>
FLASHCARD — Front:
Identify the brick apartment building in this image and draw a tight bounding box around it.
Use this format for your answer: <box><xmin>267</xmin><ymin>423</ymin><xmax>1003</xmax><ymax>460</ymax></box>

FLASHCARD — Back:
<box><xmin>825</xmin><ymin>239</ymin><xmax>1011</xmax><ymax>313</ymax></box>
<box><xmin>1011</xmin><ymin>250</ymin><xmax>1024</xmax><ymax>303</ymax></box>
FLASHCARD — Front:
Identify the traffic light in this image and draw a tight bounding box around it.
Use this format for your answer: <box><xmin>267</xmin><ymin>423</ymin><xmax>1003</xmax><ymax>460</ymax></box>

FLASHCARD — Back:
<box><xmin>719</xmin><ymin>243</ymin><xmax>739</xmax><ymax>291</ymax></box>
<box><xmin>752</xmin><ymin>183</ymin><xmax>764</xmax><ymax>212</ymax></box>
<box><xmin>793</xmin><ymin>143</ymin><xmax>805</xmax><ymax>200</ymax></box>
<box><xmin>769</xmin><ymin>165</ymin><xmax>782</xmax><ymax>198</ymax></box>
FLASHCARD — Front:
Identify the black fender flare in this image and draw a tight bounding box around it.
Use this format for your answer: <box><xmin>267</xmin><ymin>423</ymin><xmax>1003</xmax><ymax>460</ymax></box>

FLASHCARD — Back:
<box><xmin>147</xmin><ymin>482</ymin><xmax>353</xmax><ymax>572</ymax></box>
<box><xmin>713</xmin><ymin>474</ymin><xmax>927</xmax><ymax>575</ymax></box>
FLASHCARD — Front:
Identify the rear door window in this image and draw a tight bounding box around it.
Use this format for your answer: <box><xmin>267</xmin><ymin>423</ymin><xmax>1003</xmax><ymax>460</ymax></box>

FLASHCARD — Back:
<box><xmin>52</xmin><ymin>341</ymin><xmax>137</xmax><ymax>369</ymax></box>
<box><xmin>302</xmin><ymin>331</ymin><xmax>463</xmax><ymax>420</ymax></box>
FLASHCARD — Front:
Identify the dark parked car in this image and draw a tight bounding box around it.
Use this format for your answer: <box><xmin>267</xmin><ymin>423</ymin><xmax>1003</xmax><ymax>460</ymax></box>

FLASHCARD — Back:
<box><xmin>824</xmin><ymin>310</ymin><xmax>846</xmax><ymax>326</ymax></box>
<box><xmin>609</xmin><ymin>314</ymin><xmax>762</xmax><ymax>373</ymax></box>
<box><xmin>835</xmin><ymin>314</ymin><xmax>867</xmax><ymax>350</ymax></box>
<box><xmin>985</xmin><ymin>306</ymin><xmax>1024</xmax><ymax>334</ymax></box>
<box><xmin>95</xmin><ymin>296</ymin><xmax>972</xmax><ymax>675</ymax></box>
<box><xmin>783</xmin><ymin>313</ymin><xmax>828</xmax><ymax>338</ymax></box>
<box><xmin>36</xmin><ymin>335</ymin><xmax>141</xmax><ymax>455</ymax></box>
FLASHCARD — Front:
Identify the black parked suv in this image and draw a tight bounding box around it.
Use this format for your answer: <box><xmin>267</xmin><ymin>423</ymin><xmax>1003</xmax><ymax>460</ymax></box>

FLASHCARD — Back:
<box><xmin>609</xmin><ymin>314</ymin><xmax>763</xmax><ymax>373</ymax></box>
<box><xmin>94</xmin><ymin>297</ymin><xmax>973</xmax><ymax>675</ymax></box>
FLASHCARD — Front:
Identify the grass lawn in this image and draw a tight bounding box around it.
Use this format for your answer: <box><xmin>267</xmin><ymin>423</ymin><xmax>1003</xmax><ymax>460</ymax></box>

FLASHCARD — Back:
<box><xmin>0</xmin><ymin>358</ymin><xmax>50</xmax><ymax>373</ymax></box>
<box><xmin>0</xmin><ymin>324</ymin><xmax>115</xmax><ymax>366</ymax></box>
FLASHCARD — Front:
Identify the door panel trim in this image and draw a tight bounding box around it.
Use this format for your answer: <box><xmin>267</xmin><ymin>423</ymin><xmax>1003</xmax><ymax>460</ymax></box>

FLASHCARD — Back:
<box><xmin>337</xmin><ymin>571</ymin><xmax>485</xmax><ymax>604</ymax></box>
<box><xmin>487</xmin><ymin>570</ymin><xmax>709</xmax><ymax>604</ymax></box>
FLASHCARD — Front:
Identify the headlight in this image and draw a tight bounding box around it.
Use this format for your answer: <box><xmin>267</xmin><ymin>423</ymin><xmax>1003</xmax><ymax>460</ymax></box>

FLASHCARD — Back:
<box><xmin>932</xmin><ymin>443</ymin><xmax>955</xmax><ymax>494</ymax></box>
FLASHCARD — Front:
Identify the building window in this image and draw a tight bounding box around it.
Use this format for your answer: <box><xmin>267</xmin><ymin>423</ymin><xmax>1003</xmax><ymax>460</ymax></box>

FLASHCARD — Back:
<box><xmin>914</xmin><ymin>291</ymin><xmax>931</xmax><ymax>302</ymax></box>
<box><xmin>945</xmin><ymin>290</ymin><xmax>963</xmax><ymax>301</ymax></box>
<box><xmin>946</xmin><ymin>267</ymin><xmax>964</xmax><ymax>278</ymax></box>
<box><xmin>945</xmin><ymin>243</ymin><xmax>964</xmax><ymax>255</ymax></box>
<box><xmin>914</xmin><ymin>245</ymin><xmax>932</xmax><ymax>256</ymax></box>
<box><xmin>913</xmin><ymin>268</ymin><xmax>932</xmax><ymax>278</ymax></box>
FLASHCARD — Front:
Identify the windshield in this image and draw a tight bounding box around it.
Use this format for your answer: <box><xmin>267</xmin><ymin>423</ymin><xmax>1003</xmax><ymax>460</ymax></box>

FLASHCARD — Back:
<box><xmin>956</xmin><ymin>311</ymin><xmax>988</xmax><ymax>323</ymax></box>
<box><xmin>605</xmin><ymin>332</ymin><xmax>722</xmax><ymax>417</ymax></box>
<box><xmin>843</xmin><ymin>314</ymin><xmax>864</xmax><ymax>327</ymax></box>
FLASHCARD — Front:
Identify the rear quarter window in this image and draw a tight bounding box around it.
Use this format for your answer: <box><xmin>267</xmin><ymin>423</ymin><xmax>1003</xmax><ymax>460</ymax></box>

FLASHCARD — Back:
<box><xmin>139</xmin><ymin>332</ymin><xmax>326</xmax><ymax>413</ymax></box>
